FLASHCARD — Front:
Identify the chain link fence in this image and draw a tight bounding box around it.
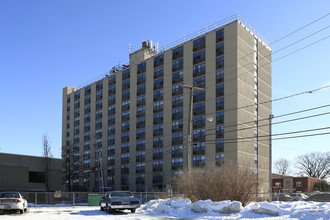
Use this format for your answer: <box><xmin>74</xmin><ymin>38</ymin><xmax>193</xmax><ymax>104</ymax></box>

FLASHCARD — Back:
<box><xmin>19</xmin><ymin>191</ymin><xmax>329</xmax><ymax>207</ymax></box>
<box><xmin>20</xmin><ymin>191</ymin><xmax>183</xmax><ymax>207</ymax></box>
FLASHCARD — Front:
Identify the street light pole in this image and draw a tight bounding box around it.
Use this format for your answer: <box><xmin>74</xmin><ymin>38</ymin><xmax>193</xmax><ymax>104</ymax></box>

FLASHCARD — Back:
<box><xmin>269</xmin><ymin>114</ymin><xmax>274</xmax><ymax>202</ymax></box>
<box><xmin>179</xmin><ymin>84</ymin><xmax>204</xmax><ymax>173</ymax></box>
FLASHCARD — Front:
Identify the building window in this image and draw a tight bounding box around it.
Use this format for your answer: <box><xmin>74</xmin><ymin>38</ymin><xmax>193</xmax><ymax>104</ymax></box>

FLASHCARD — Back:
<box><xmin>193</xmin><ymin>155</ymin><xmax>205</xmax><ymax>166</ymax></box>
<box><xmin>193</xmin><ymin>142</ymin><xmax>205</xmax><ymax>155</ymax></box>
<box><xmin>122</xmin><ymin>90</ymin><xmax>130</xmax><ymax>101</ymax></box>
<box><xmin>137</xmin><ymin>72</ymin><xmax>146</xmax><ymax>85</ymax></box>
<box><xmin>122</xmin><ymin>100</ymin><xmax>130</xmax><ymax>111</ymax></box>
<box><xmin>193</xmin><ymin>36</ymin><xmax>205</xmax><ymax>52</ymax></box>
<box><xmin>216</xmin><ymin>56</ymin><xmax>224</xmax><ymax>69</ymax></box>
<box><xmin>172</xmin><ymin>158</ymin><xmax>183</xmax><ymax>169</ymax></box>
<box><xmin>172</xmin><ymin>71</ymin><xmax>184</xmax><ymax>83</ymax></box>
<box><xmin>216</xmin><ymin>83</ymin><xmax>224</xmax><ymax>97</ymax></box>
<box><xmin>136</xmin><ymin>151</ymin><xmax>145</xmax><ymax>162</ymax></box>
<box><xmin>96</xmin><ymin>81</ymin><xmax>103</xmax><ymax>90</ymax></box>
<box><xmin>74</xmin><ymin>91</ymin><xmax>80</xmax><ymax>100</ymax></box>
<box><xmin>193</xmin><ymin>102</ymin><xmax>205</xmax><ymax>115</ymax></box>
<box><xmin>216</xmin><ymin>29</ymin><xmax>224</xmax><ymax>43</ymax></box>
<box><xmin>137</xmin><ymin>106</ymin><xmax>146</xmax><ymax>117</ymax></box>
<box><xmin>96</xmin><ymin>90</ymin><xmax>103</xmax><ymax>100</ymax></box>
<box><xmin>154</xmin><ymin>77</ymin><xmax>163</xmax><ymax>90</ymax></box>
<box><xmin>136</xmin><ymin>140</ymin><xmax>145</xmax><ymax>151</ymax></box>
<box><xmin>216</xmin><ymin>125</ymin><xmax>224</xmax><ymax>138</ymax></box>
<box><xmin>296</xmin><ymin>181</ymin><xmax>302</xmax><ymax>187</ymax></box>
<box><xmin>275</xmin><ymin>182</ymin><xmax>282</xmax><ymax>187</ymax></box>
<box><xmin>153</xmin><ymin>149</ymin><xmax>163</xmax><ymax>160</ymax></box>
<box><xmin>216</xmin><ymin>139</ymin><xmax>224</xmax><ymax>152</ymax></box>
<box><xmin>172</xmin><ymin>84</ymin><xmax>183</xmax><ymax>96</ymax></box>
<box><xmin>172</xmin><ymin>95</ymin><xmax>183</xmax><ymax>108</ymax></box>
<box><xmin>122</xmin><ymin>79</ymin><xmax>130</xmax><ymax>91</ymax></box>
<box><xmin>96</xmin><ymin>100</ymin><xmax>102</xmax><ymax>110</ymax></box>
<box><xmin>172</xmin><ymin>58</ymin><xmax>183</xmax><ymax>72</ymax></box>
<box><xmin>172</xmin><ymin>46</ymin><xmax>183</xmax><ymax>60</ymax></box>
<box><xmin>121</xmin><ymin>132</ymin><xmax>129</xmax><ymax>143</ymax></box>
<box><xmin>193</xmin><ymin>115</ymin><xmax>205</xmax><ymax>129</ymax></box>
<box><xmin>172</xmin><ymin>107</ymin><xmax>183</xmax><ymax>120</ymax></box>
<box><xmin>137</xmin><ymin>95</ymin><xmax>146</xmax><ymax>106</ymax></box>
<box><xmin>29</xmin><ymin>171</ymin><xmax>46</xmax><ymax>183</ymax></box>
<box><xmin>153</xmin><ymin>160</ymin><xmax>163</xmax><ymax>171</ymax></box>
<box><xmin>122</xmin><ymin>69</ymin><xmax>130</xmax><ymax>80</ymax></box>
<box><xmin>121</xmin><ymin>121</ymin><xmax>130</xmax><ymax>132</ymax></box>
<box><xmin>108</xmin><ymin>75</ymin><xmax>116</xmax><ymax>85</ymax></box>
<box><xmin>137</xmin><ymin>62</ymin><xmax>146</xmax><ymax>74</ymax></box>
<box><xmin>216</xmin><ymin>153</ymin><xmax>224</xmax><ymax>165</ymax></box>
<box><xmin>153</xmin><ymin>100</ymin><xmax>163</xmax><ymax>113</ymax></box>
<box><xmin>108</xmin><ymin>115</ymin><xmax>115</xmax><ymax>125</ymax></box>
<box><xmin>136</xmin><ymin>162</ymin><xmax>145</xmax><ymax>173</ymax></box>
<box><xmin>172</xmin><ymin>132</ymin><xmax>183</xmax><ymax>144</ymax></box>
<box><xmin>216</xmin><ymin>112</ymin><xmax>224</xmax><ymax>124</ymax></box>
<box><xmin>193</xmin><ymin>75</ymin><xmax>205</xmax><ymax>87</ymax></box>
<box><xmin>153</xmin><ymin>89</ymin><xmax>163</xmax><ymax>101</ymax></box>
<box><xmin>193</xmin><ymin>63</ymin><xmax>206</xmax><ymax>77</ymax></box>
<box><xmin>216</xmin><ymin>42</ymin><xmax>224</xmax><ymax>57</ymax></box>
<box><xmin>85</xmin><ymin>86</ymin><xmax>91</xmax><ymax>96</ymax></box>
<box><xmin>153</xmin><ymin>136</ymin><xmax>163</xmax><ymax>147</ymax></box>
<box><xmin>137</xmin><ymin>84</ymin><xmax>146</xmax><ymax>96</ymax></box>
<box><xmin>136</xmin><ymin>117</ymin><xmax>145</xmax><ymax>128</ymax></box>
<box><xmin>216</xmin><ymin>69</ymin><xmax>224</xmax><ymax>84</ymax></box>
<box><xmin>153</xmin><ymin>112</ymin><xmax>163</xmax><ymax>124</ymax></box>
<box><xmin>154</xmin><ymin>66</ymin><xmax>164</xmax><ymax>79</ymax></box>
<box><xmin>154</xmin><ymin>54</ymin><xmax>164</xmax><ymax>68</ymax></box>
<box><xmin>172</xmin><ymin>120</ymin><xmax>183</xmax><ymax>133</ymax></box>
<box><xmin>193</xmin><ymin>128</ymin><xmax>205</xmax><ymax>142</ymax></box>
<box><xmin>136</xmin><ymin>128</ymin><xmax>145</xmax><ymax>139</ymax></box>
<box><xmin>108</xmin><ymin>105</ymin><xmax>116</xmax><ymax>115</ymax></box>
<box><xmin>193</xmin><ymin>90</ymin><xmax>205</xmax><ymax>103</ymax></box>
<box><xmin>193</xmin><ymin>50</ymin><xmax>205</xmax><ymax>64</ymax></box>
<box><xmin>108</xmin><ymin>85</ymin><xmax>116</xmax><ymax>95</ymax></box>
<box><xmin>153</xmin><ymin>124</ymin><xmax>163</xmax><ymax>136</ymax></box>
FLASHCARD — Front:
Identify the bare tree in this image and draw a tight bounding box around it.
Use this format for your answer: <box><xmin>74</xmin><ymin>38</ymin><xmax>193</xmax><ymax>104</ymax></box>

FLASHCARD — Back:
<box><xmin>274</xmin><ymin>158</ymin><xmax>290</xmax><ymax>175</ymax></box>
<box><xmin>42</xmin><ymin>134</ymin><xmax>53</xmax><ymax>191</ymax></box>
<box><xmin>295</xmin><ymin>152</ymin><xmax>330</xmax><ymax>179</ymax></box>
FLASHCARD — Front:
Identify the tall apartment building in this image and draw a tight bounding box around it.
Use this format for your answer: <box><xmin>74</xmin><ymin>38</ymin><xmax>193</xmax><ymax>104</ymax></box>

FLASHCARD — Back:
<box><xmin>62</xmin><ymin>16</ymin><xmax>272</xmax><ymax>193</ymax></box>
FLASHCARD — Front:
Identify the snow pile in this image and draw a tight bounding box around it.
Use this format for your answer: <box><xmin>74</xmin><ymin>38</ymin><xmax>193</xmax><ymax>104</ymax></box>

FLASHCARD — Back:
<box><xmin>251</xmin><ymin>202</ymin><xmax>280</xmax><ymax>216</ymax></box>
<box><xmin>191</xmin><ymin>200</ymin><xmax>241</xmax><ymax>213</ymax></box>
<box><xmin>138</xmin><ymin>199</ymin><xmax>330</xmax><ymax>219</ymax></box>
<box><xmin>139</xmin><ymin>198</ymin><xmax>191</xmax><ymax>214</ymax></box>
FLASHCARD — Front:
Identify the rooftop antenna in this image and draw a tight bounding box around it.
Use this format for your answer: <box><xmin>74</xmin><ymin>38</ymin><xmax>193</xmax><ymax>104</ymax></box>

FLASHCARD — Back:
<box><xmin>129</xmin><ymin>44</ymin><xmax>131</xmax><ymax>54</ymax></box>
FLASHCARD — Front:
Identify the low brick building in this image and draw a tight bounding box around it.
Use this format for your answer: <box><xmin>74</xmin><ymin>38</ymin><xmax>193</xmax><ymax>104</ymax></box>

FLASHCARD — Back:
<box><xmin>272</xmin><ymin>174</ymin><xmax>326</xmax><ymax>193</ymax></box>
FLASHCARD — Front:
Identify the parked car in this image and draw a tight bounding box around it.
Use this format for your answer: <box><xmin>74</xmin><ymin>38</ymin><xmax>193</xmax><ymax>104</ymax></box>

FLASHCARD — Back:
<box><xmin>0</xmin><ymin>192</ymin><xmax>28</xmax><ymax>214</ymax></box>
<box><xmin>99</xmin><ymin>191</ymin><xmax>140</xmax><ymax>213</ymax></box>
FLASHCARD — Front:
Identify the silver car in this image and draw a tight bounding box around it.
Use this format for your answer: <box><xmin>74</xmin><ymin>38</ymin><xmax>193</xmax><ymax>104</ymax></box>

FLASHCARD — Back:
<box><xmin>99</xmin><ymin>191</ymin><xmax>140</xmax><ymax>213</ymax></box>
<box><xmin>0</xmin><ymin>192</ymin><xmax>28</xmax><ymax>214</ymax></box>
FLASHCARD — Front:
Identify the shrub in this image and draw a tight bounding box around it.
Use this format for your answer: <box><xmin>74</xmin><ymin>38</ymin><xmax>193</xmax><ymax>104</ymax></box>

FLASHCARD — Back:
<box><xmin>172</xmin><ymin>161</ymin><xmax>261</xmax><ymax>206</ymax></box>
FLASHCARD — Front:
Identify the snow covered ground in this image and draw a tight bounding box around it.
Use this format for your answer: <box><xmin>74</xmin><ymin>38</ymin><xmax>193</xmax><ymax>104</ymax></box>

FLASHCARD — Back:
<box><xmin>0</xmin><ymin>199</ymin><xmax>329</xmax><ymax>219</ymax></box>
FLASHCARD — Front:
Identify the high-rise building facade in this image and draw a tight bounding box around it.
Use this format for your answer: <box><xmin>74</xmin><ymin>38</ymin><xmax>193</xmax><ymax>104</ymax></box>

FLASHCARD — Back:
<box><xmin>62</xmin><ymin>17</ymin><xmax>272</xmax><ymax>193</ymax></box>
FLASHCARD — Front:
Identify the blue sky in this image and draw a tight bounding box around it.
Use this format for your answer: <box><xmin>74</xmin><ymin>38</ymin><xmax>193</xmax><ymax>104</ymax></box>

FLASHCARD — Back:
<box><xmin>0</xmin><ymin>1</ymin><xmax>329</xmax><ymax>174</ymax></box>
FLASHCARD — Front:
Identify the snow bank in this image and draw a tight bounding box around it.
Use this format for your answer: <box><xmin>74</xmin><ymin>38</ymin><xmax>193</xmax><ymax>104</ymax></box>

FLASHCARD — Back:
<box><xmin>191</xmin><ymin>200</ymin><xmax>241</xmax><ymax>214</ymax></box>
<box><xmin>138</xmin><ymin>199</ymin><xmax>330</xmax><ymax>219</ymax></box>
<box><xmin>251</xmin><ymin>202</ymin><xmax>280</xmax><ymax>216</ymax></box>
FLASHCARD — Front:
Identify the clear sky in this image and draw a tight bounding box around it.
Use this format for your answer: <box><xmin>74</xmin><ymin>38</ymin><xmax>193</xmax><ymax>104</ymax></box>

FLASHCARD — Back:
<box><xmin>0</xmin><ymin>1</ymin><xmax>329</xmax><ymax>174</ymax></box>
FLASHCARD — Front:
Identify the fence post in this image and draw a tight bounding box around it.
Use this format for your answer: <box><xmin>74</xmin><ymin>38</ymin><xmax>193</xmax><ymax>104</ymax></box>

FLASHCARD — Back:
<box><xmin>35</xmin><ymin>192</ymin><xmax>37</xmax><ymax>208</ymax></box>
<box><xmin>73</xmin><ymin>192</ymin><xmax>75</xmax><ymax>208</ymax></box>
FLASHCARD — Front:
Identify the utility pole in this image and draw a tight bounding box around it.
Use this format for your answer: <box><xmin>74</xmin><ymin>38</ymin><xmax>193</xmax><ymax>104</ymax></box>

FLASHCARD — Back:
<box><xmin>269</xmin><ymin>114</ymin><xmax>274</xmax><ymax>202</ymax></box>
<box><xmin>179</xmin><ymin>84</ymin><xmax>204</xmax><ymax>173</ymax></box>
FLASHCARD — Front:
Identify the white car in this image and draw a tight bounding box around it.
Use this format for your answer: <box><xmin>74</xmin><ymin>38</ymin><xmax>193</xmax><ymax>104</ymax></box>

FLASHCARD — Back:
<box><xmin>0</xmin><ymin>192</ymin><xmax>28</xmax><ymax>214</ymax></box>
